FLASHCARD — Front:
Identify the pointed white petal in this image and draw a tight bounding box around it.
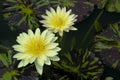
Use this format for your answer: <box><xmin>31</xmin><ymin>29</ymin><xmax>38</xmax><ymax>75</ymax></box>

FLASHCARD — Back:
<box><xmin>12</xmin><ymin>45</ymin><xmax>25</xmax><ymax>52</ymax></box>
<box><xmin>65</xmin><ymin>29</ymin><xmax>69</xmax><ymax>32</ymax></box>
<box><xmin>56</xmin><ymin>6</ymin><xmax>61</xmax><ymax>15</ymax></box>
<box><xmin>18</xmin><ymin>60</ymin><xmax>29</xmax><ymax>68</ymax></box>
<box><xmin>44</xmin><ymin>58</ymin><xmax>51</xmax><ymax>65</ymax></box>
<box><xmin>50</xmin><ymin>56</ymin><xmax>60</xmax><ymax>61</ymax></box>
<box><xmin>13</xmin><ymin>53</ymin><xmax>33</xmax><ymax>60</ymax></box>
<box><xmin>36</xmin><ymin>58</ymin><xmax>44</xmax><ymax>66</ymax></box>
<box><xmin>40</xmin><ymin>29</ymin><xmax>49</xmax><ymax>40</ymax></box>
<box><xmin>50</xmin><ymin>7</ymin><xmax>56</xmax><ymax>15</ymax></box>
<box><xmin>18</xmin><ymin>61</ymin><xmax>24</xmax><ymax>68</ymax></box>
<box><xmin>28</xmin><ymin>29</ymin><xmax>34</xmax><ymax>37</ymax></box>
<box><xmin>44</xmin><ymin>32</ymin><xmax>55</xmax><ymax>44</ymax></box>
<box><xmin>16</xmin><ymin>33</ymin><xmax>28</xmax><ymax>44</ymax></box>
<box><xmin>62</xmin><ymin>7</ymin><xmax>66</xmax><ymax>13</ymax></box>
<box><xmin>18</xmin><ymin>32</ymin><xmax>28</xmax><ymax>40</ymax></box>
<box><xmin>66</xmin><ymin>9</ymin><xmax>72</xmax><ymax>17</ymax></box>
<box><xmin>51</xmin><ymin>47</ymin><xmax>61</xmax><ymax>51</ymax></box>
<box><xmin>70</xmin><ymin>26</ymin><xmax>77</xmax><ymax>30</ymax></box>
<box><xmin>47</xmin><ymin>43</ymin><xmax>58</xmax><ymax>49</ymax></box>
<box><xmin>59</xmin><ymin>31</ymin><xmax>63</xmax><ymax>36</ymax></box>
<box><xmin>41</xmin><ymin>15</ymin><xmax>48</xmax><ymax>19</ymax></box>
<box><xmin>45</xmin><ymin>50</ymin><xmax>58</xmax><ymax>57</ymax></box>
<box><xmin>13</xmin><ymin>53</ymin><xmax>25</xmax><ymax>59</ymax></box>
<box><xmin>35</xmin><ymin>61</ymin><xmax>43</xmax><ymax>75</ymax></box>
<box><xmin>46</xmin><ymin>10</ymin><xmax>52</xmax><ymax>17</ymax></box>
<box><xmin>35</xmin><ymin>28</ymin><xmax>41</xmax><ymax>37</ymax></box>
<box><xmin>50</xmin><ymin>37</ymin><xmax>58</xmax><ymax>43</ymax></box>
<box><xmin>29</xmin><ymin>57</ymin><xmax>36</xmax><ymax>63</ymax></box>
<box><xmin>36</xmin><ymin>55</ymin><xmax>47</xmax><ymax>66</ymax></box>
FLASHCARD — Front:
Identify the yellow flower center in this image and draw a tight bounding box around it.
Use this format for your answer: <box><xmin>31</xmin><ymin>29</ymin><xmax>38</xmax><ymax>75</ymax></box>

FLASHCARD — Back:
<box><xmin>52</xmin><ymin>16</ymin><xmax>66</xmax><ymax>28</ymax></box>
<box><xmin>24</xmin><ymin>38</ymin><xmax>46</xmax><ymax>56</ymax></box>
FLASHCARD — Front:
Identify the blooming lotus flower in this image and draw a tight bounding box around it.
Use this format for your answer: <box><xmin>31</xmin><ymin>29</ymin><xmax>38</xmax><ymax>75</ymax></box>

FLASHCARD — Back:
<box><xmin>13</xmin><ymin>28</ymin><xmax>61</xmax><ymax>75</ymax></box>
<box><xmin>40</xmin><ymin>6</ymin><xmax>77</xmax><ymax>36</ymax></box>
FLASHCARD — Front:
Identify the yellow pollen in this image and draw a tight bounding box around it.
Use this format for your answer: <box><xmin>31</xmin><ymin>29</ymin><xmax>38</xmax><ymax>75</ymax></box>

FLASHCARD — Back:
<box><xmin>52</xmin><ymin>16</ymin><xmax>65</xmax><ymax>28</ymax></box>
<box><xmin>24</xmin><ymin>38</ymin><xmax>46</xmax><ymax>56</ymax></box>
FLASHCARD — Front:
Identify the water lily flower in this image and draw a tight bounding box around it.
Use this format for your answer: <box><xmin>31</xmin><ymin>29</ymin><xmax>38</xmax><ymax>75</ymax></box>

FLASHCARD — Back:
<box><xmin>13</xmin><ymin>28</ymin><xmax>61</xmax><ymax>75</ymax></box>
<box><xmin>40</xmin><ymin>6</ymin><xmax>77</xmax><ymax>36</ymax></box>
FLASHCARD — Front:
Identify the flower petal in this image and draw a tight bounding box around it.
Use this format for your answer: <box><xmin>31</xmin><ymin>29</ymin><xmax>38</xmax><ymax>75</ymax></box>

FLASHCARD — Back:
<box><xmin>36</xmin><ymin>55</ymin><xmax>47</xmax><ymax>66</ymax></box>
<box><xmin>13</xmin><ymin>45</ymin><xmax>25</xmax><ymax>52</ymax></box>
<box><xmin>59</xmin><ymin>31</ymin><xmax>63</xmax><ymax>36</ymax></box>
<box><xmin>45</xmin><ymin>50</ymin><xmax>58</xmax><ymax>57</ymax></box>
<box><xmin>35</xmin><ymin>61</ymin><xmax>43</xmax><ymax>75</ymax></box>
<box><xmin>50</xmin><ymin>7</ymin><xmax>56</xmax><ymax>15</ymax></box>
<box><xmin>70</xmin><ymin>26</ymin><xmax>77</xmax><ymax>30</ymax></box>
<box><xmin>13</xmin><ymin>53</ymin><xmax>32</xmax><ymax>60</ymax></box>
<box><xmin>56</xmin><ymin>6</ymin><xmax>61</xmax><ymax>15</ymax></box>
<box><xmin>50</xmin><ymin>56</ymin><xmax>60</xmax><ymax>61</ymax></box>
<box><xmin>40</xmin><ymin>29</ymin><xmax>48</xmax><ymax>40</ymax></box>
<box><xmin>28</xmin><ymin>29</ymin><xmax>34</xmax><ymax>37</ymax></box>
<box><xmin>18</xmin><ymin>60</ymin><xmax>29</xmax><ymax>68</ymax></box>
<box><xmin>47</xmin><ymin>43</ymin><xmax>59</xmax><ymax>50</ymax></box>
<box><xmin>35</xmin><ymin>28</ymin><xmax>41</xmax><ymax>37</ymax></box>
<box><xmin>29</xmin><ymin>56</ymin><xmax>36</xmax><ymax>63</ymax></box>
<box><xmin>44</xmin><ymin>58</ymin><xmax>51</xmax><ymax>65</ymax></box>
<box><xmin>16</xmin><ymin>33</ymin><xmax>29</xmax><ymax>44</ymax></box>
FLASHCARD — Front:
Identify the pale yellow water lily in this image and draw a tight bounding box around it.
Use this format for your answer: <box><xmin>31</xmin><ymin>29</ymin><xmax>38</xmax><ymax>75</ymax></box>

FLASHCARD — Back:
<box><xmin>13</xmin><ymin>28</ymin><xmax>61</xmax><ymax>75</ymax></box>
<box><xmin>40</xmin><ymin>6</ymin><xmax>77</xmax><ymax>36</ymax></box>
